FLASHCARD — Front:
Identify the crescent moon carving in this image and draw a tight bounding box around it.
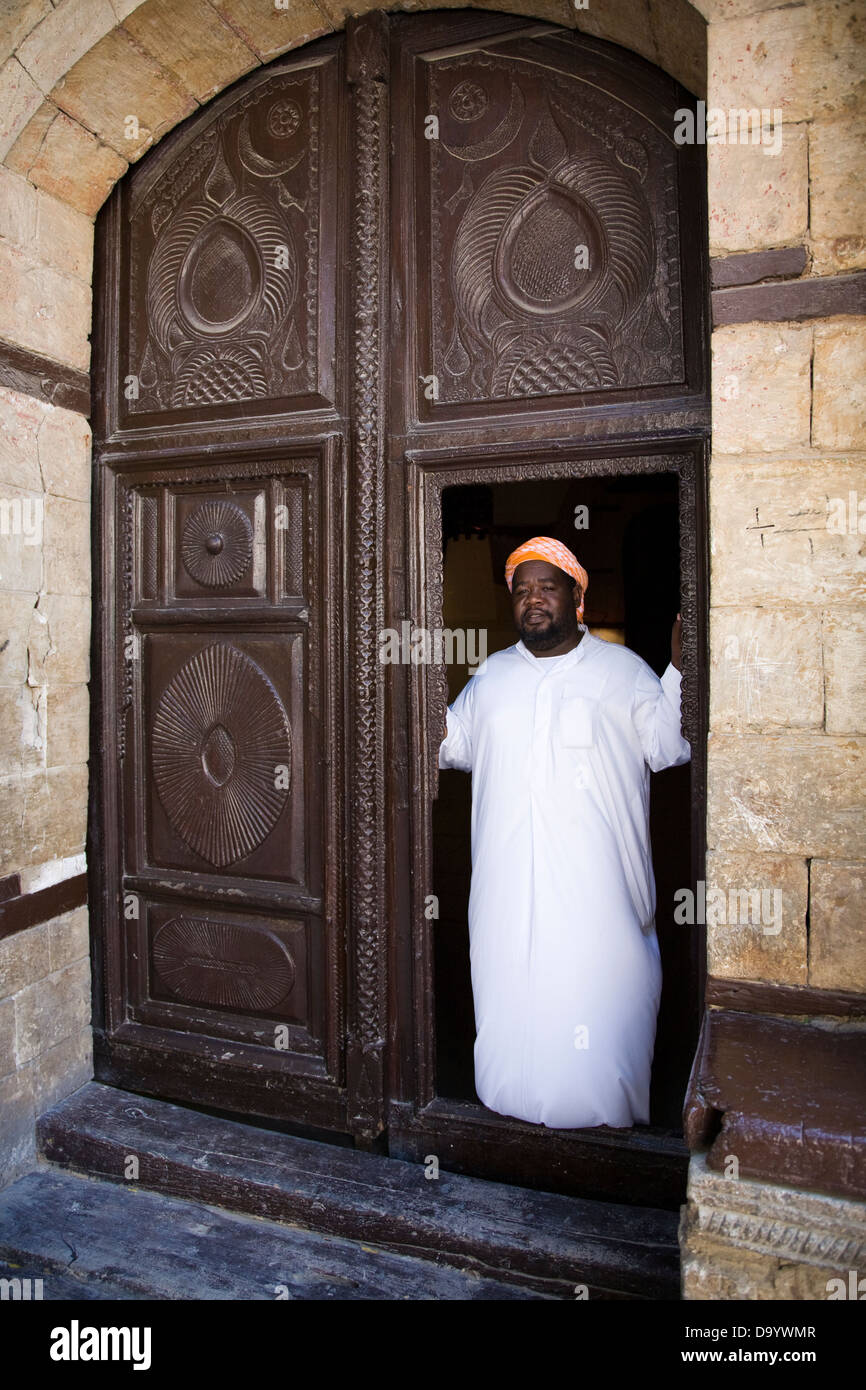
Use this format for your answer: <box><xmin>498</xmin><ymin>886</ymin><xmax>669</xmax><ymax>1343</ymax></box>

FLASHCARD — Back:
<box><xmin>237</xmin><ymin>112</ymin><xmax>305</xmax><ymax>180</ymax></box>
<box><xmin>441</xmin><ymin>81</ymin><xmax>525</xmax><ymax>163</ymax></box>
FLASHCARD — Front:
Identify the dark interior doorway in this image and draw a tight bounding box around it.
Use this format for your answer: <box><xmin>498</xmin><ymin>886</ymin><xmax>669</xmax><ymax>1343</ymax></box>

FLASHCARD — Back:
<box><xmin>433</xmin><ymin>473</ymin><xmax>692</xmax><ymax>1130</ymax></box>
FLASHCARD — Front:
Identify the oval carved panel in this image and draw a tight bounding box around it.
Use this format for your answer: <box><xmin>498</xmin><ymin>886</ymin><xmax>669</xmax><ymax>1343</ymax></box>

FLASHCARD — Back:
<box><xmin>152</xmin><ymin>915</ymin><xmax>296</xmax><ymax>1011</ymax></box>
<box><xmin>152</xmin><ymin>643</ymin><xmax>291</xmax><ymax>867</ymax></box>
<box><xmin>428</xmin><ymin>50</ymin><xmax>683</xmax><ymax>405</ymax></box>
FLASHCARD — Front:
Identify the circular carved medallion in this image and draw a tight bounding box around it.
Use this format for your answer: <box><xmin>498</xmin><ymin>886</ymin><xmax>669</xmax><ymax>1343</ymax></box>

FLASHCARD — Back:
<box><xmin>181</xmin><ymin>500</ymin><xmax>253</xmax><ymax>588</ymax></box>
<box><xmin>449</xmin><ymin>80</ymin><xmax>489</xmax><ymax>123</ymax></box>
<box><xmin>267</xmin><ymin>99</ymin><xmax>302</xmax><ymax>140</ymax></box>
<box><xmin>152</xmin><ymin>643</ymin><xmax>291</xmax><ymax>867</ymax></box>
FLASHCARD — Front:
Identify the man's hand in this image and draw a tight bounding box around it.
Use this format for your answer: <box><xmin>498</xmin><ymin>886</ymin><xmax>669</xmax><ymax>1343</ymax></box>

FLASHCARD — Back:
<box><xmin>671</xmin><ymin>612</ymin><xmax>683</xmax><ymax>672</ymax></box>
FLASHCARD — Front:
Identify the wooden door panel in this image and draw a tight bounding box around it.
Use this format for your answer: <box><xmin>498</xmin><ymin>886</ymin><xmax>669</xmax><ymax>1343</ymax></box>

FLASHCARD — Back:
<box><xmin>142</xmin><ymin>630</ymin><xmax>308</xmax><ymax>887</ymax></box>
<box><xmin>92</xmin><ymin>13</ymin><xmax>707</xmax><ymax>1177</ymax></box>
<box><xmin>118</xmin><ymin>46</ymin><xmax>340</xmax><ymax>434</ymax></box>
<box><xmin>395</xmin><ymin>22</ymin><xmax>704</xmax><ymax>430</ymax></box>
<box><xmin>128</xmin><ymin>897</ymin><xmax>317</xmax><ymax>1049</ymax></box>
<box><xmin>96</xmin><ymin>439</ymin><xmax>344</xmax><ymax>1123</ymax></box>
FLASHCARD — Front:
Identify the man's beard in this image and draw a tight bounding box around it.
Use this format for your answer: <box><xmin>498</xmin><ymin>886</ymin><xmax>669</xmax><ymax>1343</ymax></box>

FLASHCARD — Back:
<box><xmin>518</xmin><ymin>612</ymin><xmax>576</xmax><ymax>651</ymax></box>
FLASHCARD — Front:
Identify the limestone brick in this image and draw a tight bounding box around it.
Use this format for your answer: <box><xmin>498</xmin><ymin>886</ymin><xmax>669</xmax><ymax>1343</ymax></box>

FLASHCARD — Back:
<box><xmin>26</xmin><ymin>108</ymin><xmax>125</xmax><ymax>216</ymax></box>
<box><xmin>3</xmin><ymin>97</ymin><xmax>56</xmax><ymax>175</ymax></box>
<box><xmin>37</xmin><ymin>404</ymin><xmax>91</xmax><ymax>503</ymax></box>
<box><xmin>123</xmin><ymin>0</ymin><xmax>259</xmax><ymax>104</ymax></box>
<box><xmin>0</xmin><ymin>486</ymin><xmax>44</xmax><ymax>592</ymax></box>
<box><xmin>0</xmin><ymin>920</ymin><xmax>50</xmax><ymax>997</ymax></box>
<box><xmin>809</xmin><ymin>858</ymin><xmax>866</xmax><ymax>991</ymax></box>
<box><xmin>0</xmin><ymin>161</ymin><xmax>38</xmax><ymax>248</ymax></box>
<box><xmin>27</xmin><ymin>593</ymin><xmax>91</xmax><ymax>686</ymax></box>
<box><xmin>711</xmin><ymin>323</ymin><xmax>811</xmax><ymax>454</ymax></box>
<box><xmin>0</xmin><ymin>995</ymin><xmax>16</xmax><ymax>1077</ymax></box>
<box><xmin>0</xmin><ymin>237</ymin><xmax>91</xmax><ymax>371</ymax></box>
<box><xmin>43</xmin><ymin>495</ymin><xmax>91</xmax><ymax>596</ymax></box>
<box><xmin>16</xmin><ymin>0</ymin><xmax>117</xmax><ymax>96</ymax></box>
<box><xmin>704</xmin><ymin>849</ymin><xmax>808</xmax><ymax>984</ymax></box>
<box><xmin>810</xmin><ymin>115</ymin><xmax>866</xmax><ymax>274</ymax></box>
<box><xmin>50</xmin><ymin>28</ymin><xmax>196</xmax><ymax>162</ymax></box>
<box><xmin>0</xmin><ymin>685</ymin><xmax>45</xmax><ymax>779</ymax></box>
<box><xmin>0</xmin><ymin>591</ymin><xmax>38</xmax><ymax>686</ymax></box>
<box><xmin>110</xmin><ymin>0</ymin><xmax>146</xmax><ymax>19</ymax></box>
<box><xmin>0</xmin><ymin>1067</ymin><xmax>35</xmax><ymax>1186</ymax></box>
<box><xmin>709</xmin><ymin>607</ymin><xmax>823</xmax><ymax>731</ymax></box>
<box><xmin>35</xmin><ymin>190</ymin><xmax>94</xmax><ymax>281</ymax></box>
<box><xmin>570</xmin><ymin>0</ymin><xmax>658</xmax><ymax>70</ymax></box>
<box><xmin>210</xmin><ymin>0</ymin><xmax>334</xmax><ymax>62</ymax></box>
<box><xmin>681</xmin><ymin>1151</ymin><xmax>866</xmax><ymax>1300</ymax></box>
<box><xmin>30</xmin><ymin>1022</ymin><xmax>92</xmax><ymax>1111</ymax></box>
<box><xmin>0</xmin><ymin>384</ymin><xmax>45</xmax><ymax>493</ymax></box>
<box><xmin>692</xmin><ymin>0</ymin><xmax>790</xmax><ymax>17</ymax></box>
<box><xmin>0</xmin><ymin>0</ymin><xmax>52</xmax><ymax>69</ymax></box>
<box><xmin>0</xmin><ymin>56</ymin><xmax>43</xmax><ymax>161</ymax></box>
<box><xmin>0</xmin><ymin>764</ymin><xmax>89</xmax><ymax>874</ymax></box>
<box><xmin>13</xmin><ymin>955</ymin><xmax>91</xmax><ymax>1065</ymax></box>
<box><xmin>823</xmin><ymin>608</ymin><xmax>866</xmax><ymax>735</ymax></box>
<box><xmin>710</xmin><ymin>457</ymin><xmax>866</xmax><ymax>605</ymax></box>
<box><xmin>812</xmin><ymin>320</ymin><xmax>866</xmax><ymax>451</ymax></box>
<box><xmin>45</xmin><ymin>684</ymin><xmax>89</xmax><ymax>769</ymax></box>
<box><xmin>708</xmin><ymin>0</ymin><xmax>866</xmax><ymax>125</ymax></box>
<box><xmin>708</xmin><ymin>124</ymin><xmax>807</xmax><ymax>254</ymax></box>
<box><xmin>48</xmin><ymin>906</ymin><xmax>90</xmax><ymax>973</ymax></box>
<box><xmin>707</xmin><ymin>734</ymin><xmax>866</xmax><ymax>858</ymax></box>
<box><xmin>647</xmin><ymin>0</ymin><xmax>708</xmax><ymax>98</ymax></box>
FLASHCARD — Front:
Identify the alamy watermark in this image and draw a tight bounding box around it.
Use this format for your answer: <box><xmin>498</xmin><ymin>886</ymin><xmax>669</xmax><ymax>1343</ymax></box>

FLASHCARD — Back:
<box><xmin>674</xmin><ymin>102</ymin><xmax>783</xmax><ymax>156</ymax></box>
<box><xmin>0</xmin><ymin>496</ymin><xmax>43</xmax><ymax>545</ymax></box>
<box><xmin>378</xmin><ymin>622</ymin><xmax>487</xmax><ymax>668</ymax></box>
<box><xmin>674</xmin><ymin>881</ymin><xmax>782</xmax><ymax>934</ymax></box>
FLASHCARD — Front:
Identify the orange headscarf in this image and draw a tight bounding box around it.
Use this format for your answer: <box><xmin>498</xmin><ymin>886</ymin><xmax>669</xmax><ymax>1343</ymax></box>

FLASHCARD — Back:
<box><xmin>505</xmin><ymin>537</ymin><xmax>589</xmax><ymax>621</ymax></box>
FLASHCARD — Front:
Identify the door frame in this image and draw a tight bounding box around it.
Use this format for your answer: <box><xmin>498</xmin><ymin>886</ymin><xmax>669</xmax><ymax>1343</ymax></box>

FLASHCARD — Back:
<box><xmin>387</xmin><ymin>437</ymin><xmax>707</xmax><ymax>1209</ymax></box>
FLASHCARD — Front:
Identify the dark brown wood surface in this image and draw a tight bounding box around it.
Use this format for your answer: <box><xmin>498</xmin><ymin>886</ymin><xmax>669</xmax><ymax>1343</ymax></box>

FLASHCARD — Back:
<box><xmin>684</xmin><ymin>1009</ymin><xmax>866</xmax><ymax>1199</ymax></box>
<box><xmin>712</xmin><ymin>269</ymin><xmax>866</xmax><ymax>325</ymax></box>
<box><xmin>36</xmin><ymin>1082</ymin><xmax>681</xmax><ymax>1298</ymax></box>
<box><xmin>0</xmin><ymin>339</ymin><xmax>90</xmax><ymax>414</ymax></box>
<box><xmin>90</xmin><ymin>12</ymin><xmax>710</xmax><ymax>1204</ymax></box>
<box><xmin>706</xmin><ymin>976</ymin><xmax>866</xmax><ymax>1019</ymax></box>
<box><xmin>710</xmin><ymin>246</ymin><xmax>808</xmax><ymax>289</ymax></box>
<box><xmin>0</xmin><ymin>874</ymin><xmax>87</xmax><ymax>941</ymax></box>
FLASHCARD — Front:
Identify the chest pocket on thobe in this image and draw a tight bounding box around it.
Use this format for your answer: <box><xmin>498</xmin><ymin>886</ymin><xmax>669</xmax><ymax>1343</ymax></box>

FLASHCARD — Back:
<box><xmin>558</xmin><ymin>694</ymin><xmax>597</xmax><ymax>747</ymax></box>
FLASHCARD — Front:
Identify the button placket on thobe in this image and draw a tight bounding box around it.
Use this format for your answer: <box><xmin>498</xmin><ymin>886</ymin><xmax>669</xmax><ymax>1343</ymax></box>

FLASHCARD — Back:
<box><xmin>520</xmin><ymin>638</ymin><xmax>585</xmax><ymax>1112</ymax></box>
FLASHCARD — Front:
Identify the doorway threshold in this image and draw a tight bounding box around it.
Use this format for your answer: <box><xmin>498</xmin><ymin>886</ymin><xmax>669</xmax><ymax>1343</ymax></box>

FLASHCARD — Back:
<box><xmin>36</xmin><ymin>1083</ymin><xmax>680</xmax><ymax>1300</ymax></box>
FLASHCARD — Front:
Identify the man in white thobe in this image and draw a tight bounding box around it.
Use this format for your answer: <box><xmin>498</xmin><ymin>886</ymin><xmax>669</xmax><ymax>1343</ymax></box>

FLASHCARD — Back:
<box><xmin>438</xmin><ymin>536</ymin><xmax>690</xmax><ymax>1130</ymax></box>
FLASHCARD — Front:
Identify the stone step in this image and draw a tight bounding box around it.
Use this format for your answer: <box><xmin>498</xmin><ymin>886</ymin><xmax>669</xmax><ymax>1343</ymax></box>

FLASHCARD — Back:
<box><xmin>35</xmin><ymin>1083</ymin><xmax>680</xmax><ymax>1299</ymax></box>
<box><xmin>0</xmin><ymin>1167</ymin><xmax>551</xmax><ymax>1300</ymax></box>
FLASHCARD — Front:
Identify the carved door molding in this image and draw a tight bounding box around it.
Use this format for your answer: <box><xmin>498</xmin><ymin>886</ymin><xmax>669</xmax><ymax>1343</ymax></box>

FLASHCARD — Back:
<box><xmin>92</xmin><ymin>12</ymin><xmax>708</xmax><ymax>1183</ymax></box>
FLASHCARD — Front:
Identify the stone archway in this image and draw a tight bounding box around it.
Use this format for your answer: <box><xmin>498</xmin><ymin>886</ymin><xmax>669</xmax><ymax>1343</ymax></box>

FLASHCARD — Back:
<box><xmin>2</xmin><ymin>0</ymin><xmax>865</xmax><ymax>1302</ymax></box>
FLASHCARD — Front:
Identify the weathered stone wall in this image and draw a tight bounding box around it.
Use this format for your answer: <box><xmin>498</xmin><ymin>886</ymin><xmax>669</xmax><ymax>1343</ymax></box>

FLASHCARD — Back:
<box><xmin>0</xmin><ymin>0</ymin><xmax>862</xmax><ymax>1293</ymax></box>
<box><xmin>0</xmin><ymin>905</ymin><xmax>91</xmax><ymax>1186</ymax></box>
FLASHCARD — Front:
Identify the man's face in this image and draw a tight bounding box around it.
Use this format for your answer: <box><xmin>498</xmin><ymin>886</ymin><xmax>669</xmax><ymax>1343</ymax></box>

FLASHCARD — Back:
<box><xmin>511</xmin><ymin>560</ymin><xmax>581</xmax><ymax>652</ymax></box>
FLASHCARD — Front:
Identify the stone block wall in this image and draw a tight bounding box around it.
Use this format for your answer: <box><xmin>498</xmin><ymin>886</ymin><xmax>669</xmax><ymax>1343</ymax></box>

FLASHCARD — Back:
<box><xmin>685</xmin><ymin>0</ymin><xmax>866</xmax><ymax>1297</ymax></box>
<box><xmin>0</xmin><ymin>905</ymin><xmax>92</xmax><ymax>1186</ymax></box>
<box><xmin>0</xmin><ymin>0</ymin><xmax>862</xmax><ymax>1296</ymax></box>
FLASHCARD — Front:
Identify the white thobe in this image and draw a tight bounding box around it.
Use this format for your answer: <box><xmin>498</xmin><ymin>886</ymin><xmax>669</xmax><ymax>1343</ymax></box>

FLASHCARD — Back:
<box><xmin>438</xmin><ymin>630</ymin><xmax>690</xmax><ymax>1129</ymax></box>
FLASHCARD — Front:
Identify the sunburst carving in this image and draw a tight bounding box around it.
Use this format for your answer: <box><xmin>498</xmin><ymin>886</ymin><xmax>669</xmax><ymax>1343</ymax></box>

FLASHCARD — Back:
<box><xmin>152</xmin><ymin>643</ymin><xmax>291</xmax><ymax>867</ymax></box>
<box><xmin>152</xmin><ymin>915</ymin><xmax>295</xmax><ymax>1011</ymax></box>
<box><xmin>181</xmin><ymin>500</ymin><xmax>253</xmax><ymax>587</ymax></box>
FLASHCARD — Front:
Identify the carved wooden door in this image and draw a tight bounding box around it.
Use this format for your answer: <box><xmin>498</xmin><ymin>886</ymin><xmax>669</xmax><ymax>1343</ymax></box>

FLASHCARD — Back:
<box><xmin>383</xmin><ymin>13</ymin><xmax>708</xmax><ymax>1206</ymax></box>
<box><xmin>93</xmin><ymin>13</ymin><xmax>707</xmax><ymax>1183</ymax></box>
<box><xmin>92</xmin><ymin>37</ymin><xmax>357</xmax><ymax>1136</ymax></box>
